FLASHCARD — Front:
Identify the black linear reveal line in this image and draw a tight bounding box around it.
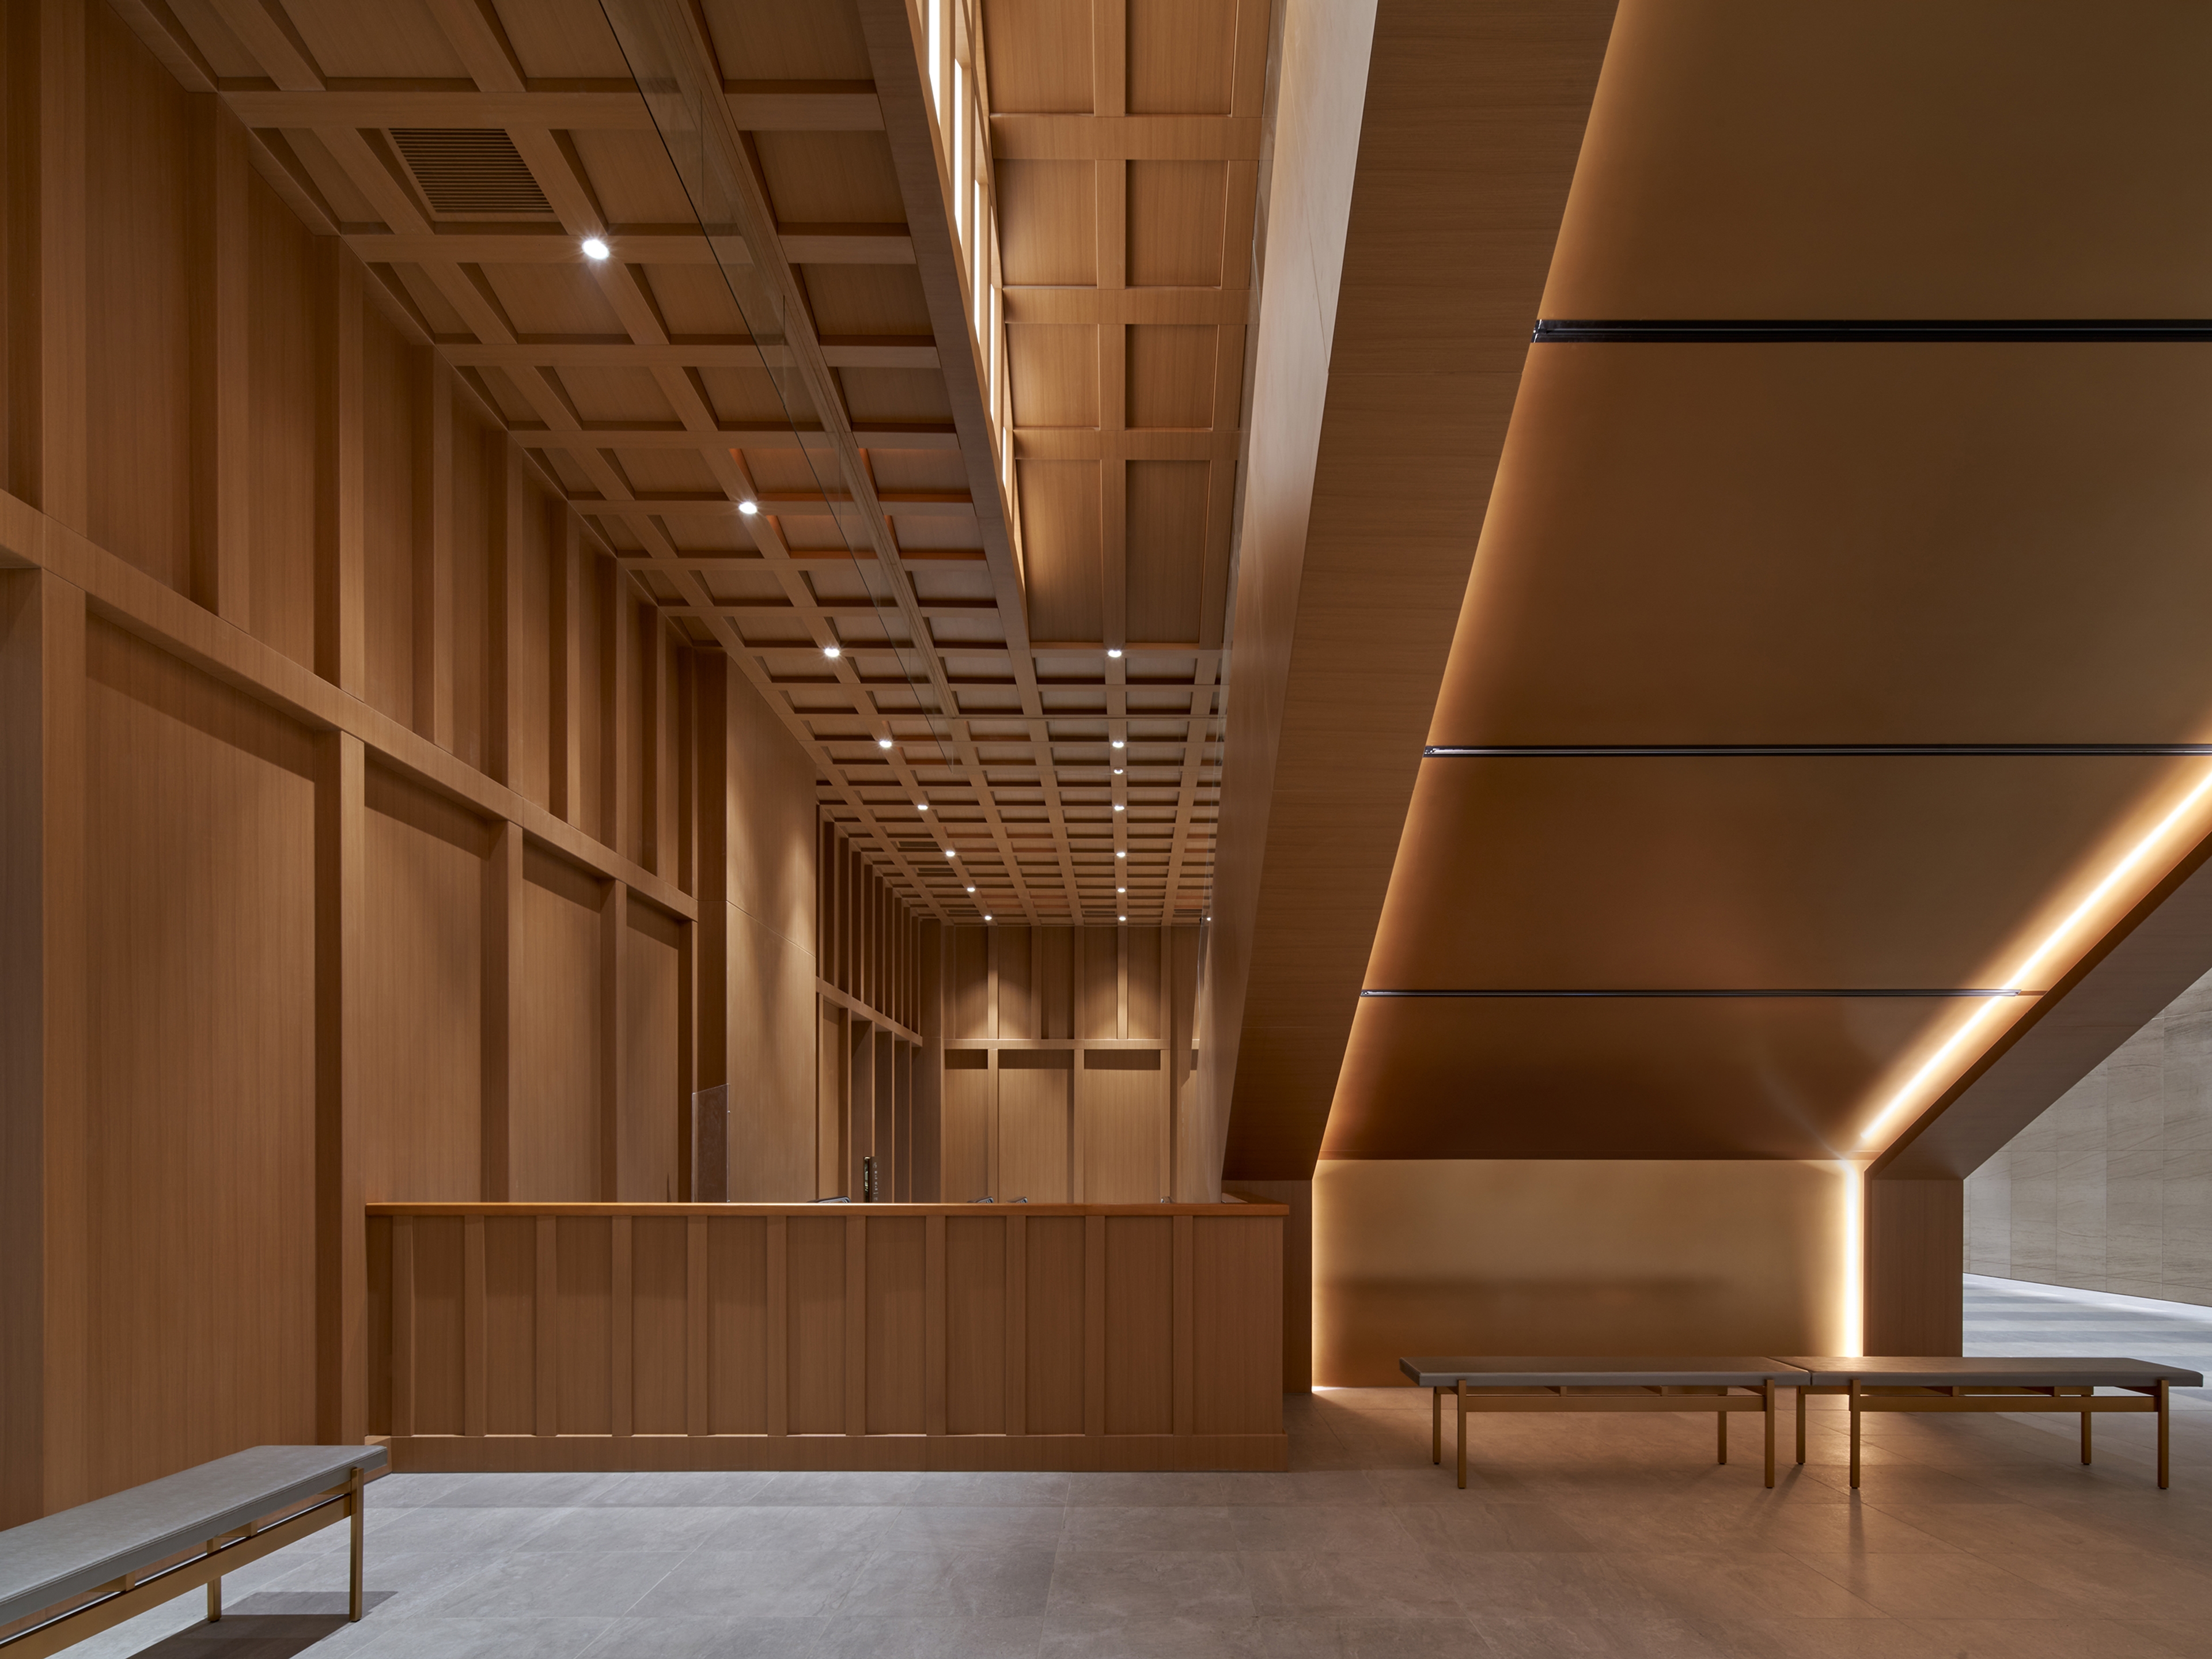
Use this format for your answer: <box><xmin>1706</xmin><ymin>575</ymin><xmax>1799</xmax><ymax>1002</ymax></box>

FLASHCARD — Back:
<box><xmin>1532</xmin><ymin>319</ymin><xmax>2212</xmax><ymax>344</ymax></box>
<box><xmin>1359</xmin><ymin>988</ymin><xmax>2028</xmax><ymax>999</ymax></box>
<box><xmin>1424</xmin><ymin>744</ymin><xmax>2212</xmax><ymax>759</ymax></box>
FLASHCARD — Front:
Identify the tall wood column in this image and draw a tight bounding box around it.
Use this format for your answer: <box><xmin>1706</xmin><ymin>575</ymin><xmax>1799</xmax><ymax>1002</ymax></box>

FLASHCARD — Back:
<box><xmin>315</xmin><ymin>730</ymin><xmax>365</xmax><ymax>1445</ymax></box>
<box><xmin>691</xmin><ymin>652</ymin><xmax>729</xmax><ymax>1200</ymax></box>
<box><xmin>1864</xmin><ymin>1175</ymin><xmax>1964</xmax><ymax>1356</ymax></box>
<box><xmin>0</xmin><ymin>569</ymin><xmax>88</xmax><ymax>1523</ymax></box>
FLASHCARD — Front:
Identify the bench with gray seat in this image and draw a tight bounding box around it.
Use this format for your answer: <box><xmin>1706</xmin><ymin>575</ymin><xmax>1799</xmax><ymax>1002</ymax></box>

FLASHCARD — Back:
<box><xmin>1400</xmin><ymin>1357</ymin><xmax>1800</xmax><ymax>1489</ymax></box>
<box><xmin>0</xmin><ymin>1445</ymin><xmax>385</xmax><ymax>1657</ymax></box>
<box><xmin>1777</xmin><ymin>1355</ymin><xmax>2202</xmax><ymax>1490</ymax></box>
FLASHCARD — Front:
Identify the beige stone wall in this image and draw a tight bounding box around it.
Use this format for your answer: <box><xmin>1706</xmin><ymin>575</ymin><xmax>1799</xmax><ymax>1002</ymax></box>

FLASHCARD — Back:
<box><xmin>1965</xmin><ymin>969</ymin><xmax>2212</xmax><ymax>1305</ymax></box>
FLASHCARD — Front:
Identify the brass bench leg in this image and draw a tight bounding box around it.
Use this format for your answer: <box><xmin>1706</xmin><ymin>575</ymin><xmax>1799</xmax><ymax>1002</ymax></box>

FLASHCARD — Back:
<box><xmin>1456</xmin><ymin>1380</ymin><xmax>1467</xmax><ymax>1491</ymax></box>
<box><xmin>2160</xmin><ymin>1378</ymin><xmax>2171</xmax><ymax>1490</ymax></box>
<box><xmin>348</xmin><ymin>1465</ymin><xmax>365</xmax><ymax>1622</ymax></box>
<box><xmin>1848</xmin><ymin>1378</ymin><xmax>1861</xmax><ymax>1491</ymax></box>
<box><xmin>1433</xmin><ymin>1387</ymin><xmax>1441</xmax><ymax>1467</ymax></box>
<box><xmin>1717</xmin><ymin>1403</ymin><xmax>1727</xmax><ymax>1465</ymax></box>
<box><xmin>2081</xmin><ymin>1395</ymin><xmax>2093</xmax><ymax>1465</ymax></box>
<box><xmin>1764</xmin><ymin>1379</ymin><xmax>1775</xmax><ymax>1489</ymax></box>
<box><xmin>1796</xmin><ymin>1385</ymin><xmax>1806</xmax><ymax>1465</ymax></box>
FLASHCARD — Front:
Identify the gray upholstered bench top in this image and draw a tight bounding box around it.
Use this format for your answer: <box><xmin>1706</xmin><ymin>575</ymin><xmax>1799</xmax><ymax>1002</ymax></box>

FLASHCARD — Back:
<box><xmin>1777</xmin><ymin>1355</ymin><xmax>2205</xmax><ymax>1389</ymax></box>
<box><xmin>1399</xmin><ymin>1357</ymin><xmax>1803</xmax><ymax>1389</ymax></box>
<box><xmin>0</xmin><ymin>1444</ymin><xmax>386</xmax><ymax>1627</ymax></box>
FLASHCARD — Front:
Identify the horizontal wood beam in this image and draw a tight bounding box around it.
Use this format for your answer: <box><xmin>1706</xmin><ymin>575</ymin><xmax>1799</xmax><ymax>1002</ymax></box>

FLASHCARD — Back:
<box><xmin>228</xmin><ymin>84</ymin><xmax>884</xmax><ymax>131</ymax></box>
<box><xmin>346</xmin><ymin>229</ymin><xmax>913</xmax><ymax>266</ymax></box>
<box><xmin>1003</xmin><ymin>287</ymin><xmax>1249</xmax><ymax>325</ymax></box>
<box><xmin>990</xmin><ymin>113</ymin><xmax>1264</xmax><ymax>161</ymax></box>
<box><xmin>445</xmin><ymin>340</ymin><xmax>940</xmax><ymax>372</ymax></box>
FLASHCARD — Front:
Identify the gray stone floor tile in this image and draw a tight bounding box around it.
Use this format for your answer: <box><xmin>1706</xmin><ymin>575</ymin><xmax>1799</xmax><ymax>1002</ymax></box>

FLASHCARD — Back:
<box><xmin>416</xmin><ymin>1550</ymin><xmax>688</xmax><ymax>1619</ymax></box>
<box><xmin>573</xmin><ymin>1614</ymin><xmax>827</xmax><ymax>1656</ymax></box>
<box><xmin>878</xmin><ymin>1504</ymin><xmax>1067</xmax><ymax>1551</ymax></box>
<box><xmin>1226</xmin><ymin>1505</ymin><xmax>1417</xmax><ymax>1555</ymax></box>
<box><xmin>1059</xmin><ymin>1506</ymin><xmax>1241</xmax><ymax>1553</ymax></box>
<box><xmin>349</xmin><ymin>1615</ymin><xmax>616</xmax><ymax>1657</ymax></box>
<box><xmin>749</xmin><ymin>1471</ymin><xmax>922</xmax><ymax>1506</ymax></box>
<box><xmin>907</xmin><ymin>1472</ymin><xmax>1071</xmax><ymax>1506</ymax></box>
<box><xmin>1037</xmin><ymin>1613</ymin><xmax>1290</xmax><ymax>1657</ymax></box>
<box><xmin>1241</xmin><ymin>1549</ymin><xmax>1463</xmax><ymax>1618</ymax></box>
<box><xmin>1046</xmin><ymin>1550</ymin><xmax>1256</xmax><ymax>1620</ymax></box>
<box><xmin>695</xmin><ymin>1503</ymin><xmax>899</xmax><ymax>1552</ymax></box>
<box><xmin>421</xmin><ymin>1474</ymin><xmax>618</xmax><ymax>1508</ymax></box>
<box><xmin>838</xmin><ymin>1544</ymin><xmax>1058</xmax><ymax>1618</ymax></box>
<box><xmin>813</xmin><ymin>1613</ymin><xmax>1045</xmax><ymax>1657</ymax></box>
<box><xmin>508</xmin><ymin>1503</ymin><xmax>733</xmax><ymax>1552</ymax></box>
<box><xmin>579</xmin><ymin>1471</ymin><xmax>768</xmax><ymax>1507</ymax></box>
<box><xmin>627</xmin><ymin>1547</ymin><xmax>865</xmax><ymax>1618</ymax></box>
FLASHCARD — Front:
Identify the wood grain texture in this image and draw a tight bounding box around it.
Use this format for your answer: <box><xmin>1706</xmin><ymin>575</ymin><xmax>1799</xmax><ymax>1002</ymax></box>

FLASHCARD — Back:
<box><xmin>1205</xmin><ymin>0</ymin><xmax>1616</xmax><ymax>1187</ymax></box>
<box><xmin>369</xmin><ymin>1202</ymin><xmax>1284</xmax><ymax>1470</ymax></box>
<box><xmin>0</xmin><ymin>571</ymin><xmax>87</xmax><ymax>1524</ymax></box>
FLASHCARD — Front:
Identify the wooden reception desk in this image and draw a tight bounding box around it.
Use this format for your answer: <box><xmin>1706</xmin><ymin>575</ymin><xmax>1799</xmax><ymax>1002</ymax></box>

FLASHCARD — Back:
<box><xmin>365</xmin><ymin>1203</ymin><xmax>1286</xmax><ymax>1472</ymax></box>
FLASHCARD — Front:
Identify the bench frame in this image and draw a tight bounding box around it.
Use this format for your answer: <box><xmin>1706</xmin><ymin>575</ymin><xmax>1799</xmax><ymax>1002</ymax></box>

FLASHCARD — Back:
<box><xmin>1796</xmin><ymin>1377</ymin><xmax>2173</xmax><ymax>1490</ymax></box>
<box><xmin>0</xmin><ymin>1467</ymin><xmax>365</xmax><ymax>1659</ymax></box>
<box><xmin>1430</xmin><ymin>1379</ymin><xmax>1779</xmax><ymax>1490</ymax></box>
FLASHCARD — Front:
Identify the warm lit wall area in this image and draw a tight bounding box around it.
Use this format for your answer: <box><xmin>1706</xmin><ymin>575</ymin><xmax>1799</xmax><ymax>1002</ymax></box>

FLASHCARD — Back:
<box><xmin>1313</xmin><ymin>1160</ymin><xmax>1856</xmax><ymax>1385</ymax></box>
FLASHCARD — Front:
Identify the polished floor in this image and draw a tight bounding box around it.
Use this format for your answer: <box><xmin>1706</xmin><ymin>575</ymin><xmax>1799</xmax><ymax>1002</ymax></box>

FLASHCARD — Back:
<box><xmin>73</xmin><ymin>1277</ymin><xmax>2212</xmax><ymax>1658</ymax></box>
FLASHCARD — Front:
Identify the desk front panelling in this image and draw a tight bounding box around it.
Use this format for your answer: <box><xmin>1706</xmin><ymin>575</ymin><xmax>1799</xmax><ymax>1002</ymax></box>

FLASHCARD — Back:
<box><xmin>365</xmin><ymin>1203</ymin><xmax>1286</xmax><ymax>1471</ymax></box>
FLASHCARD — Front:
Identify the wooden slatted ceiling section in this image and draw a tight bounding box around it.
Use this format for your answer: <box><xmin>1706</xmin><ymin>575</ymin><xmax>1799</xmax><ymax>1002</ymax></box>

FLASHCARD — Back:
<box><xmin>112</xmin><ymin>0</ymin><xmax>1259</xmax><ymax>930</ymax></box>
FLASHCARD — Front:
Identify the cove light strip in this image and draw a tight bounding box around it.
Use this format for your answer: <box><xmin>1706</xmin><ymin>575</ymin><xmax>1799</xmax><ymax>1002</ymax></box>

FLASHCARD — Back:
<box><xmin>1859</xmin><ymin>767</ymin><xmax>2212</xmax><ymax>1149</ymax></box>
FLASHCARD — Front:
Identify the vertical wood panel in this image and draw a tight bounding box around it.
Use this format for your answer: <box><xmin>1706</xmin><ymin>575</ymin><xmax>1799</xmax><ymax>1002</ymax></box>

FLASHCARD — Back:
<box><xmin>787</xmin><ymin>1215</ymin><xmax>845</xmax><ymax>1434</ymax></box>
<box><xmin>362</xmin><ymin>770</ymin><xmax>482</xmax><ymax>1202</ymax></box>
<box><xmin>684</xmin><ymin>1216</ymin><xmax>707</xmax><ymax>1434</ymax></box>
<box><xmin>609</xmin><ymin>1215</ymin><xmax>632</xmax><ymax>1437</ymax></box>
<box><xmin>389</xmin><ymin>1216</ymin><xmax>415</xmax><ymax>1441</ymax></box>
<box><xmin>17</xmin><ymin>0</ymin><xmax>88</xmax><ymax>530</ymax></box>
<box><xmin>533</xmin><ymin>1215</ymin><xmax>556</xmax><ymax>1435</ymax></box>
<box><xmin>187</xmin><ymin>94</ymin><xmax>248</xmax><ymax>626</ymax></box>
<box><xmin>1084</xmin><ymin>1214</ymin><xmax>1107</xmax><ymax>1436</ymax></box>
<box><xmin>480</xmin><ymin>819</ymin><xmax>521</xmax><ymax>1202</ymax></box>
<box><xmin>555</xmin><ymin>1217</ymin><xmax>612</xmax><ymax>1434</ymax></box>
<box><xmin>1025</xmin><ymin>1216</ymin><xmax>1085</xmax><ymax>1434</ymax></box>
<box><xmin>1005</xmin><ymin>1210</ymin><xmax>1026</xmax><ymax>1437</ymax></box>
<box><xmin>0</xmin><ymin>571</ymin><xmax>88</xmax><ymax>1522</ymax></box>
<box><xmin>413</xmin><ymin>1215</ymin><xmax>465</xmax><ymax>1437</ymax></box>
<box><xmin>463</xmin><ymin>1213</ymin><xmax>486</xmax><ymax>1437</ymax></box>
<box><xmin>1193</xmin><ymin>1215</ymin><xmax>1282</xmax><ymax>1433</ymax></box>
<box><xmin>600</xmin><ymin>880</ymin><xmax>625</xmax><ymax>1202</ymax></box>
<box><xmin>706</xmin><ymin>1217</ymin><xmax>769</xmax><ymax>1433</ymax></box>
<box><xmin>945</xmin><ymin>1215</ymin><xmax>1005</xmax><ymax>1435</ymax></box>
<box><xmin>925</xmin><ymin>1212</ymin><xmax>947</xmax><ymax>1435</ymax></box>
<box><xmin>411</xmin><ymin>352</ymin><xmax>453</xmax><ymax>747</ymax></box>
<box><xmin>767</xmin><ymin>1214</ymin><xmax>789</xmax><ymax>1435</ymax></box>
<box><xmin>1172</xmin><ymin>1213</ymin><xmax>1194</xmax><ymax>1434</ymax></box>
<box><xmin>866</xmin><ymin>1216</ymin><xmax>926</xmax><ymax>1434</ymax></box>
<box><xmin>630</xmin><ymin>1216</ymin><xmax>686</xmax><ymax>1434</ymax></box>
<box><xmin>1104</xmin><ymin>1216</ymin><xmax>1172</xmax><ymax>1433</ymax></box>
<box><xmin>313</xmin><ymin>238</ymin><xmax>362</xmax><ymax>694</ymax></box>
<box><xmin>315</xmin><ymin>730</ymin><xmax>366</xmax><ymax>1447</ymax></box>
<box><xmin>481</xmin><ymin>1216</ymin><xmax>533</xmax><ymax>1435</ymax></box>
<box><xmin>844</xmin><ymin>1212</ymin><xmax>868</xmax><ymax>1436</ymax></box>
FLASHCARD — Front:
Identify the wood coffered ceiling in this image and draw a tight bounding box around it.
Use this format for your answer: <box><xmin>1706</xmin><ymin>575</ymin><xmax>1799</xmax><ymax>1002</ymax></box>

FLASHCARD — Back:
<box><xmin>115</xmin><ymin>0</ymin><xmax>1269</xmax><ymax>926</ymax></box>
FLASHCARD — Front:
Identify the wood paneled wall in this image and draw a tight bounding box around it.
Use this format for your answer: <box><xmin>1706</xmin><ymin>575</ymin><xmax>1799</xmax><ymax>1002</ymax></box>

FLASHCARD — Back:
<box><xmin>366</xmin><ymin>1202</ymin><xmax>1286</xmax><ymax>1471</ymax></box>
<box><xmin>0</xmin><ymin>0</ymin><xmax>816</xmax><ymax>1525</ymax></box>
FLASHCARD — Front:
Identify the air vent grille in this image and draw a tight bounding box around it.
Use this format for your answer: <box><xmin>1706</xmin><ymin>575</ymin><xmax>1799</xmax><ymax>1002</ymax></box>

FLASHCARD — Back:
<box><xmin>389</xmin><ymin>128</ymin><xmax>552</xmax><ymax>218</ymax></box>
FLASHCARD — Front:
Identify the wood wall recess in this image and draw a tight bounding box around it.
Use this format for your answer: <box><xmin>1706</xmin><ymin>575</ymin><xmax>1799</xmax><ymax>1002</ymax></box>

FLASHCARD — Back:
<box><xmin>368</xmin><ymin>1202</ymin><xmax>1284</xmax><ymax>1472</ymax></box>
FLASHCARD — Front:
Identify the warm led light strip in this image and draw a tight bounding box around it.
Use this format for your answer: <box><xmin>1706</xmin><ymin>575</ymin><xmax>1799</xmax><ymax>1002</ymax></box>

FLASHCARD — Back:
<box><xmin>1859</xmin><ymin>766</ymin><xmax>2212</xmax><ymax>1149</ymax></box>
